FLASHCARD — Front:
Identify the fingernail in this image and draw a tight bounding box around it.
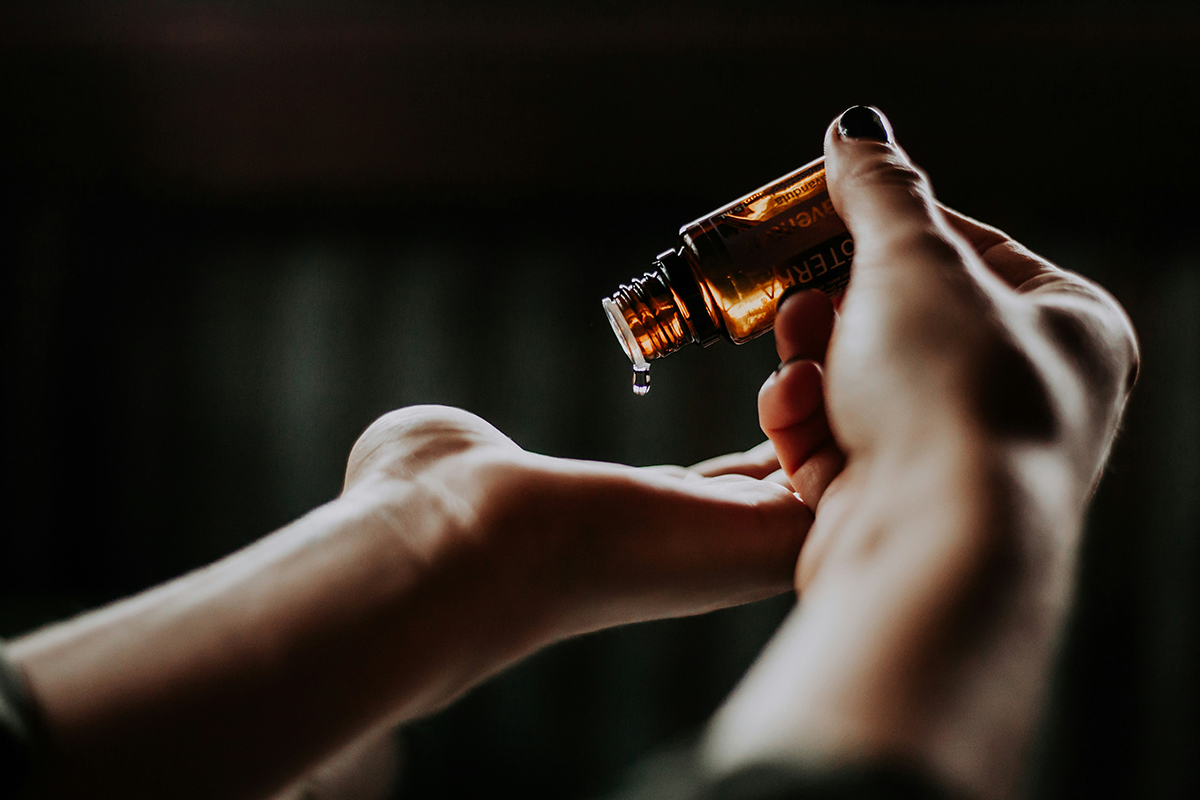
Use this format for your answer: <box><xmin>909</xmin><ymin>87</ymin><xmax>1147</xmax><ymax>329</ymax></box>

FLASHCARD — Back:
<box><xmin>836</xmin><ymin>105</ymin><xmax>892</xmax><ymax>142</ymax></box>
<box><xmin>777</xmin><ymin>284</ymin><xmax>806</xmax><ymax>311</ymax></box>
<box><xmin>775</xmin><ymin>355</ymin><xmax>804</xmax><ymax>375</ymax></box>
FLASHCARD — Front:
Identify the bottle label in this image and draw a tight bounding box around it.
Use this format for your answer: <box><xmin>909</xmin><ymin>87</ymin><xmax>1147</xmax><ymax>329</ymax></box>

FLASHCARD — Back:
<box><xmin>719</xmin><ymin>167</ymin><xmax>829</xmax><ymax>227</ymax></box>
<box><xmin>771</xmin><ymin>230</ymin><xmax>854</xmax><ymax>297</ymax></box>
<box><xmin>715</xmin><ymin>169</ymin><xmax>849</xmax><ymax>294</ymax></box>
<box><xmin>683</xmin><ymin>164</ymin><xmax>852</xmax><ymax>343</ymax></box>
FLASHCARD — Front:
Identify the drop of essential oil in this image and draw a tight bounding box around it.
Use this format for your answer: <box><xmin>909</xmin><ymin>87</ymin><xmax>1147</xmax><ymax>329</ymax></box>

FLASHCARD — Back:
<box><xmin>632</xmin><ymin>364</ymin><xmax>651</xmax><ymax>396</ymax></box>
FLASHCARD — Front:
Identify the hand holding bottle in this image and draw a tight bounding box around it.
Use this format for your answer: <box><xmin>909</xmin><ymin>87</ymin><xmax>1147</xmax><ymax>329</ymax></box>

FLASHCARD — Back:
<box><xmin>707</xmin><ymin>107</ymin><xmax>1139</xmax><ymax>799</ymax></box>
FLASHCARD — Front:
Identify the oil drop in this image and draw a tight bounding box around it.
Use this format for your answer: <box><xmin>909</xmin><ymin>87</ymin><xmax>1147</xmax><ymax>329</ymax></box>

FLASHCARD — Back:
<box><xmin>603</xmin><ymin>296</ymin><xmax>655</xmax><ymax>397</ymax></box>
<box><xmin>632</xmin><ymin>364</ymin><xmax>651</xmax><ymax>396</ymax></box>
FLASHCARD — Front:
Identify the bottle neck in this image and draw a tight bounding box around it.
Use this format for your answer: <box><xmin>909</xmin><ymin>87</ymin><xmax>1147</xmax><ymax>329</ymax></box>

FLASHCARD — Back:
<box><xmin>603</xmin><ymin>268</ymin><xmax>697</xmax><ymax>363</ymax></box>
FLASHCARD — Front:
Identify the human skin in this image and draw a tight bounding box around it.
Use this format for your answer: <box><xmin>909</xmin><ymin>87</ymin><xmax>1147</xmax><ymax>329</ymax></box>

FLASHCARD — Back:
<box><xmin>703</xmin><ymin>107</ymin><xmax>1138</xmax><ymax>800</ymax></box>
<box><xmin>8</xmin><ymin>106</ymin><xmax>1137</xmax><ymax>800</ymax></box>
<box><xmin>9</xmin><ymin>410</ymin><xmax>807</xmax><ymax>799</ymax></box>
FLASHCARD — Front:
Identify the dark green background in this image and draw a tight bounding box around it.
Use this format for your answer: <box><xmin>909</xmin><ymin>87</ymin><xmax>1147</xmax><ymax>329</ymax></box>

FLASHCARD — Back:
<box><xmin>2</xmin><ymin>2</ymin><xmax>1197</xmax><ymax>797</ymax></box>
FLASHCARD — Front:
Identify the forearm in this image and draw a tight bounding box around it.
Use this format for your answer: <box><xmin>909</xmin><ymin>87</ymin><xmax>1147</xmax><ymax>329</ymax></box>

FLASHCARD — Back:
<box><xmin>9</xmin><ymin>481</ymin><xmax>497</xmax><ymax>800</ymax></box>
<box><xmin>714</xmin><ymin>106</ymin><xmax>1136</xmax><ymax>800</ymax></box>
<box><xmin>704</xmin><ymin>431</ymin><xmax>1081</xmax><ymax>799</ymax></box>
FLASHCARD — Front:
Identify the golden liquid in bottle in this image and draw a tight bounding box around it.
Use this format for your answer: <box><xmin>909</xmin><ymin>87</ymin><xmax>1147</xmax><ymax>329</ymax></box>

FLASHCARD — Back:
<box><xmin>679</xmin><ymin>158</ymin><xmax>851</xmax><ymax>343</ymax></box>
<box><xmin>603</xmin><ymin>156</ymin><xmax>852</xmax><ymax>391</ymax></box>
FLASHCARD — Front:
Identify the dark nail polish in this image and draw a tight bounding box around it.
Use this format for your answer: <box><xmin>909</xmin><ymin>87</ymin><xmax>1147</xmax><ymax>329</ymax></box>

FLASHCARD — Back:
<box><xmin>775</xmin><ymin>355</ymin><xmax>804</xmax><ymax>375</ymax></box>
<box><xmin>777</xmin><ymin>285</ymin><xmax>807</xmax><ymax>312</ymax></box>
<box><xmin>837</xmin><ymin>105</ymin><xmax>891</xmax><ymax>142</ymax></box>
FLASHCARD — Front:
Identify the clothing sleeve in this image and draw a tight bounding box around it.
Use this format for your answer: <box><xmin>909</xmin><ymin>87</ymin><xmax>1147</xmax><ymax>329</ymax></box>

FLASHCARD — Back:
<box><xmin>608</xmin><ymin>737</ymin><xmax>960</xmax><ymax>800</ymax></box>
<box><xmin>0</xmin><ymin>644</ymin><xmax>38</xmax><ymax>799</ymax></box>
<box><xmin>697</xmin><ymin>763</ymin><xmax>960</xmax><ymax>800</ymax></box>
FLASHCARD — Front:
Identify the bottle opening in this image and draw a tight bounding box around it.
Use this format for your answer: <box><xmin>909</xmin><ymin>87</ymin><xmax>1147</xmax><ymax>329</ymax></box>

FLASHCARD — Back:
<box><xmin>602</xmin><ymin>296</ymin><xmax>649</xmax><ymax>369</ymax></box>
<box><xmin>603</xmin><ymin>269</ymin><xmax>700</xmax><ymax>396</ymax></box>
<box><xmin>602</xmin><ymin>270</ymin><xmax>695</xmax><ymax>361</ymax></box>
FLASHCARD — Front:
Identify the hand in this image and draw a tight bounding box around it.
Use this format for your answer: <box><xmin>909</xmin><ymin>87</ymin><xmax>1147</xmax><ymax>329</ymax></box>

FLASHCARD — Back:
<box><xmin>706</xmin><ymin>107</ymin><xmax>1138</xmax><ymax>799</ymax></box>
<box><xmin>340</xmin><ymin>404</ymin><xmax>808</xmax><ymax>700</ymax></box>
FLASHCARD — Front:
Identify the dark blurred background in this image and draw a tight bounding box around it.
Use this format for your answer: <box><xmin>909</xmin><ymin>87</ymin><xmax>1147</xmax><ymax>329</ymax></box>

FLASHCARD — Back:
<box><xmin>1</xmin><ymin>1</ymin><xmax>1197</xmax><ymax>797</ymax></box>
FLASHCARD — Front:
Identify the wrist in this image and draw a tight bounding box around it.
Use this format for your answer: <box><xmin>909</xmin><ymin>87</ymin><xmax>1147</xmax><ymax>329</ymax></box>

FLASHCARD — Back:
<box><xmin>711</xmin><ymin>435</ymin><xmax>1075</xmax><ymax>800</ymax></box>
<box><xmin>339</xmin><ymin>453</ymin><xmax>562</xmax><ymax>709</ymax></box>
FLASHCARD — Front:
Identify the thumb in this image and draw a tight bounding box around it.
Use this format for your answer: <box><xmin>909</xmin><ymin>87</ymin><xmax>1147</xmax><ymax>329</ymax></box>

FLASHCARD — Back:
<box><xmin>823</xmin><ymin>106</ymin><xmax>964</xmax><ymax>274</ymax></box>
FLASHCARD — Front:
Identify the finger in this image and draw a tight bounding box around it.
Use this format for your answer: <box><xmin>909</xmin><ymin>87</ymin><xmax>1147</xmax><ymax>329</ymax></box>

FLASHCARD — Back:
<box><xmin>774</xmin><ymin>289</ymin><xmax>836</xmax><ymax>364</ymax></box>
<box><xmin>936</xmin><ymin>203</ymin><xmax>1060</xmax><ymax>290</ymax></box>
<box><xmin>642</xmin><ymin>464</ymin><xmax>694</xmax><ymax>480</ymax></box>
<box><xmin>789</xmin><ymin>439</ymin><xmax>846</xmax><ymax>509</ymax></box>
<box><xmin>759</xmin><ymin>362</ymin><xmax>844</xmax><ymax>505</ymax></box>
<box><xmin>764</xmin><ymin>407</ymin><xmax>841</xmax><ymax>504</ymax></box>
<box><xmin>688</xmin><ymin>440</ymin><xmax>780</xmax><ymax>479</ymax></box>
<box><xmin>937</xmin><ymin>201</ymin><xmax>1128</xmax><ymax>318</ymax></box>
<box><xmin>565</xmin><ymin>466</ymin><xmax>813</xmax><ymax>633</ymax></box>
<box><xmin>938</xmin><ymin>203</ymin><xmax>1139</xmax><ymax>397</ymax></box>
<box><xmin>646</xmin><ymin>473</ymin><xmax>811</xmax><ymax>607</ymax></box>
<box><xmin>765</xmin><ymin>468</ymin><xmax>794</xmax><ymax>489</ymax></box>
<box><xmin>758</xmin><ymin>359</ymin><xmax>825</xmax><ymax>433</ymax></box>
<box><xmin>824</xmin><ymin>106</ymin><xmax>970</xmax><ymax>280</ymax></box>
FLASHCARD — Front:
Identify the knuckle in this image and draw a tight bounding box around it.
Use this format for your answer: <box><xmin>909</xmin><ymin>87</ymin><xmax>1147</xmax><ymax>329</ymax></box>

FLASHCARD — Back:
<box><xmin>843</xmin><ymin>155</ymin><xmax>954</xmax><ymax>256</ymax></box>
<box><xmin>360</xmin><ymin>405</ymin><xmax>471</xmax><ymax>445</ymax></box>
<box><xmin>350</xmin><ymin>405</ymin><xmax>503</xmax><ymax>477</ymax></box>
<box><xmin>1037</xmin><ymin>298</ymin><xmax>1141</xmax><ymax>401</ymax></box>
<box><xmin>848</xmin><ymin>153</ymin><xmax>932</xmax><ymax>201</ymax></box>
<box><xmin>377</xmin><ymin>404</ymin><xmax>483</xmax><ymax>437</ymax></box>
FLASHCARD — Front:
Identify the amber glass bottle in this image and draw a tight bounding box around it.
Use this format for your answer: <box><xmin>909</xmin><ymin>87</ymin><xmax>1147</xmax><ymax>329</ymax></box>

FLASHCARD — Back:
<box><xmin>603</xmin><ymin>156</ymin><xmax>852</xmax><ymax>377</ymax></box>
